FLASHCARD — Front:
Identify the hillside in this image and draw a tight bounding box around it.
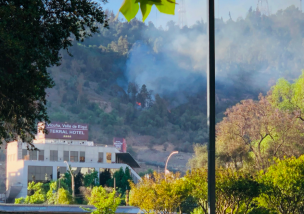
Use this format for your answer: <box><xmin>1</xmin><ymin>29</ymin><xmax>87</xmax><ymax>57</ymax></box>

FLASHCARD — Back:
<box><xmin>45</xmin><ymin>7</ymin><xmax>304</xmax><ymax>172</ymax></box>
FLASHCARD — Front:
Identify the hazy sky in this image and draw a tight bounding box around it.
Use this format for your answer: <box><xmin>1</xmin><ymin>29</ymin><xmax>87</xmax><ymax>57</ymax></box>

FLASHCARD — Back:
<box><xmin>100</xmin><ymin>0</ymin><xmax>302</xmax><ymax>27</ymax></box>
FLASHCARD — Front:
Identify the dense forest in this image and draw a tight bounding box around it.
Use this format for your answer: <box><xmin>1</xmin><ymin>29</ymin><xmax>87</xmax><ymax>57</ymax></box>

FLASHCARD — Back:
<box><xmin>46</xmin><ymin>5</ymin><xmax>304</xmax><ymax>152</ymax></box>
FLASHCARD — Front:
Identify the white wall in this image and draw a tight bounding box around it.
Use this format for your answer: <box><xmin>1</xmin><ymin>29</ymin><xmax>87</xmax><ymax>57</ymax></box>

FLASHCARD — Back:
<box><xmin>20</xmin><ymin>143</ymin><xmax>117</xmax><ymax>163</ymax></box>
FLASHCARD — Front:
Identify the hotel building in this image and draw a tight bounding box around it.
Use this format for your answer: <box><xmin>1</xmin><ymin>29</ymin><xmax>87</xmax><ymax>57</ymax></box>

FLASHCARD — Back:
<box><xmin>5</xmin><ymin>122</ymin><xmax>140</xmax><ymax>202</ymax></box>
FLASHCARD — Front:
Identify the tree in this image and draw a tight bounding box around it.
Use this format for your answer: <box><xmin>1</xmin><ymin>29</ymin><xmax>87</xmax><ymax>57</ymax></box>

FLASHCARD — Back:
<box><xmin>15</xmin><ymin>180</ymin><xmax>72</xmax><ymax>205</ymax></box>
<box><xmin>107</xmin><ymin>167</ymin><xmax>132</xmax><ymax>195</ymax></box>
<box><xmin>0</xmin><ymin>0</ymin><xmax>108</xmax><ymax>144</ymax></box>
<box><xmin>100</xmin><ymin>169</ymin><xmax>112</xmax><ymax>187</ymax></box>
<box><xmin>137</xmin><ymin>84</ymin><xmax>150</xmax><ymax>108</ymax></box>
<box><xmin>216</xmin><ymin>94</ymin><xmax>304</xmax><ymax>170</ymax></box>
<box><xmin>187</xmin><ymin>144</ymin><xmax>208</xmax><ymax>169</ymax></box>
<box><xmin>81</xmin><ymin>186</ymin><xmax>121</xmax><ymax>214</ymax></box>
<box><xmin>269</xmin><ymin>72</ymin><xmax>304</xmax><ymax>121</ymax></box>
<box><xmin>15</xmin><ymin>182</ymin><xmax>46</xmax><ymax>204</ymax></box>
<box><xmin>84</xmin><ymin>170</ymin><xmax>99</xmax><ymax>188</ymax></box>
<box><xmin>186</xmin><ymin>169</ymin><xmax>208</xmax><ymax>213</ymax></box>
<box><xmin>127</xmin><ymin>82</ymin><xmax>139</xmax><ymax>104</ymax></box>
<box><xmin>46</xmin><ymin>181</ymin><xmax>72</xmax><ymax>205</ymax></box>
<box><xmin>258</xmin><ymin>155</ymin><xmax>304</xmax><ymax>214</ymax></box>
<box><xmin>216</xmin><ymin>169</ymin><xmax>260</xmax><ymax>214</ymax></box>
<box><xmin>130</xmin><ymin>172</ymin><xmax>192</xmax><ymax>214</ymax></box>
<box><xmin>186</xmin><ymin>168</ymin><xmax>260</xmax><ymax>214</ymax></box>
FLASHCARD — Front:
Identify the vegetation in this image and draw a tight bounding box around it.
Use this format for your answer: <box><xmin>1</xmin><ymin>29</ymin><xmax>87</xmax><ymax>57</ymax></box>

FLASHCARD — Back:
<box><xmin>15</xmin><ymin>181</ymin><xmax>72</xmax><ymax>205</ymax></box>
<box><xmin>258</xmin><ymin>156</ymin><xmax>304</xmax><ymax>213</ymax></box>
<box><xmin>14</xmin><ymin>168</ymin><xmax>128</xmax><ymax>207</ymax></box>
<box><xmin>106</xmin><ymin>167</ymin><xmax>132</xmax><ymax>195</ymax></box>
<box><xmin>130</xmin><ymin>172</ymin><xmax>192</xmax><ymax>214</ymax></box>
<box><xmin>82</xmin><ymin>186</ymin><xmax>121</xmax><ymax>214</ymax></box>
<box><xmin>129</xmin><ymin>73</ymin><xmax>304</xmax><ymax>214</ymax></box>
<box><xmin>131</xmin><ymin>155</ymin><xmax>304</xmax><ymax>214</ymax></box>
<box><xmin>0</xmin><ymin>0</ymin><xmax>108</xmax><ymax>144</ymax></box>
<box><xmin>40</xmin><ymin>5</ymin><xmax>304</xmax><ymax>152</ymax></box>
<box><xmin>119</xmin><ymin>0</ymin><xmax>176</xmax><ymax>22</ymax></box>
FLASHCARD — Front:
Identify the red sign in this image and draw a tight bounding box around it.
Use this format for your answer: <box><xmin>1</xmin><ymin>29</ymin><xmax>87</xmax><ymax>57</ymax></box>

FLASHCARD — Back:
<box><xmin>113</xmin><ymin>137</ymin><xmax>127</xmax><ymax>153</ymax></box>
<box><xmin>38</xmin><ymin>122</ymin><xmax>89</xmax><ymax>140</ymax></box>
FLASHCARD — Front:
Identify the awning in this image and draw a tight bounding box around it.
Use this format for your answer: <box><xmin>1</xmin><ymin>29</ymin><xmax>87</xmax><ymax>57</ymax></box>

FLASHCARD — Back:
<box><xmin>116</xmin><ymin>153</ymin><xmax>140</xmax><ymax>168</ymax></box>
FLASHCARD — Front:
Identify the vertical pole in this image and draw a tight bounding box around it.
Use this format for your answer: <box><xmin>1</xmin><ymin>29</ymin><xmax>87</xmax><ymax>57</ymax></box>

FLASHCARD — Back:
<box><xmin>207</xmin><ymin>0</ymin><xmax>216</xmax><ymax>213</ymax></box>
<box><xmin>71</xmin><ymin>172</ymin><xmax>75</xmax><ymax>199</ymax></box>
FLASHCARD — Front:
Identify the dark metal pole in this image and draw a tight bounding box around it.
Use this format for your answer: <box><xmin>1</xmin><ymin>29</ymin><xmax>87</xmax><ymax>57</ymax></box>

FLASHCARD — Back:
<box><xmin>207</xmin><ymin>0</ymin><xmax>216</xmax><ymax>213</ymax></box>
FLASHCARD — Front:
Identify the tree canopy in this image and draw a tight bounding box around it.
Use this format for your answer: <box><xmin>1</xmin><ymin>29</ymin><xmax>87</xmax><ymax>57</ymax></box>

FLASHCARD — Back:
<box><xmin>0</xmin><ymin>0</ymin><xmax>108</xmax><ymax>144</ymax></box>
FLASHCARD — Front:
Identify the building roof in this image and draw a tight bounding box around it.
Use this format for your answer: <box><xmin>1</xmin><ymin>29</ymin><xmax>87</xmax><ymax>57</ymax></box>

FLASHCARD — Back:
<box><xmin>116</xmin><ymin>153</ymin><xmax>140</xmax><ymax>168</ymax></box>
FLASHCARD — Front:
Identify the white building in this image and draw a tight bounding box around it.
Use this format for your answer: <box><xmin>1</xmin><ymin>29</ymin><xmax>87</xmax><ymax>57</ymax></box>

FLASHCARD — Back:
<box><xmin>6</xmin><ymin>123</ymin><xmax>140</xmax><ymax>202</ymax></box>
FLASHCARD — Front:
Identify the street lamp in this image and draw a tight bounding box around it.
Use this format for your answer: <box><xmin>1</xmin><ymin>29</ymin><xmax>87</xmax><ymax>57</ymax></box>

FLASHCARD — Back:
<box><xmin>64</xmin><ymin>161</ymin><xmax>75</xmax><ymax>198</ymax></box>
<box><xmin>164</xmin><ymin>151</ymin><xmax>178</xmax><ymax>175</ymax></box>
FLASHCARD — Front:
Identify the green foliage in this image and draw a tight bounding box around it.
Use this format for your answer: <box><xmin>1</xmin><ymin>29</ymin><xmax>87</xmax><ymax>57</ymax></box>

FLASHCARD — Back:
<box><xmin>216</xmin><ymin>169</ymin><xmax>260</xmax><ymax>214</ymax></box>
<box><xmin>107</xmin><ymin>167</ymin><xmax>133</xmax><ymax>195</ymax></box>
<box><xmin>270</xmin><ymin>71</ymin><xmax>304</xmax><ymax>120</ymax></box>
<box><xmin>15</xmin><ymin>180</ymin><xmax>72</xmax><ymax>205</ymax></box>
<box><xmin>84</xmin><ymin>171</ymin><xmax>99</xmax><ymax>188</ymax></box>
<box><xmin>46</xmin><ymin>181</ymin><xmax>73</xmax><ymax>205</ymax></box>
<box><xmin>187</xmin><ymin>144</ymin><xmax>208</xmax><ymax>169</ymax></box>
<box><xmin>44</xmin><ymin>6</ymin><xmax>304</xmax><ymax>152</ymax></box>
<box><xmin>119</xmin><ymin>0</ymin><xmax>176</xmax><ymax>22</ymax></box>
<box><xmin>81</xmin><ymin>186</ymin><xmax>121</xmax><ymax>214</ymax></box>
<box><xmin>15</xmin><ymin>182</ymin><xmax>46</xmax><ymax>204</ymax></box>
<box><xmin>0</xmin><ymin>0</ymin><xmax>108</xmax><ymax>144</ymax></box>
<box><xmin>130</xmin><ymin>172</ymin><xmax>192</xmax><ymax>214</ymax></box>
<box><xmin>56</xmin><ymin>188</ymin><xmax>73</xmax><ymax>205</ymax></box>
<box><xmin>258</xmin><ymin>156</ymin><xmax>304</xmax><ymax>214</ymax></box>
<box><xmin>100</xmin><ymin>169</ymin><xmax>112</xmax><ymax>187</ymax></box>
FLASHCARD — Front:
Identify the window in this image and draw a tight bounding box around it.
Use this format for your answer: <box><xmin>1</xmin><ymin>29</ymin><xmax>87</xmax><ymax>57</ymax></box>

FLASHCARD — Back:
<box><xmin>98</xmin><ymin>152</ymin><xmax>103</xmax><ymax>163</ymax></box>
<box><xmin>29</xmin><ymin>150</ymin><xmax>37</xmax><ymax>160</ymax></box>
<box><xmin>80</xmin><ymin>151</ymin><xmax>85</xmax><ymax>162</ymax></box>
<box><xmin>64</xmin><ymin>151</ymin><xmax>69</xmax><ymax>162</ymax></box>
<box><xmin>106</xmin><ymin>153</ymin><xmax>112</xmax><ymax>163</ymax></box>
<box><xmin>50</xmin><ymin>150</ymin><xmax>58</xmax><ymax>161</ymax></box>
<box><xmin>22</xmin><ymin>149</ymin><xmax>28</xmax><ymax>160</ymax></box>
<box><xmin>70</xmin><ymin>151</ymin><xmax>78</xmax><ymax>162</ymax></box>
<box><xmin>28</xmin><ymin>166</ymin><xmax>52</xmax><ymax>182</ymax></box>
<box><xmin>57</xmin><ymin>167</ymin><xmax>67</xmax><ymax>178</ymax></box>
<box><xmin>38</xmin><ymin>150</ymin><xmax>44</xmax><ymax>161</ymax></box>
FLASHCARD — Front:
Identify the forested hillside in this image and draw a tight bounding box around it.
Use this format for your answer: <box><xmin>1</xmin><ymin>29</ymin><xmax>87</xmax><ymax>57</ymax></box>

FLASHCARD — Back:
<box><xmin>46</xmin><ymin>6</ymin><xmax>304</xmax><ymax>154</ymax></box>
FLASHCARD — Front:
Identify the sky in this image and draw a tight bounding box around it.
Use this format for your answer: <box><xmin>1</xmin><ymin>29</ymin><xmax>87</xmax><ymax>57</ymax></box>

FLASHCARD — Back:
<box><xmin>99</xmin><ymin>0</ymin><xmax>302</xmax><ymax>27</ymax></box>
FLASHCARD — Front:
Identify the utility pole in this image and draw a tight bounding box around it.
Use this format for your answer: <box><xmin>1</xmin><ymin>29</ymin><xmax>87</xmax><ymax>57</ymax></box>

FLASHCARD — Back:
<box><xmin>207</xmin><ymin>0</ymin><xmax>216</xmax><ymax>213</ymax></box>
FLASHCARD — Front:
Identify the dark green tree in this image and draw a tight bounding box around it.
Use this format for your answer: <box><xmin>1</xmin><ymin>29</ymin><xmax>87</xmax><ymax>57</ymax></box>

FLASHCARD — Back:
<box><xmin>137</xmin><ymin>84</ymin><xmax>149</xmax><ymax>108</ymax></box>
<box><xmin>100</xmin><ymin>169</ymin><xmax>112</xmax><ymax>187</ymax></box>
<box><xmin>0</xmin><ymin>0</ymin><xmax>108</xmax><ymax>144</ymax></box>
<box><xmin>127</xmin><ymin>82</ymin><xmax>138</xmax><ymax>104</ymax></box>
<box><xmin>107</xmin><ymin>167</ymin><xmax>132</xmax><ymax>194</ymax></box>
<box><xmin>84</xmin><ymin>171</ymin><xmax>99</xmax><ymax>188</ymax></box>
